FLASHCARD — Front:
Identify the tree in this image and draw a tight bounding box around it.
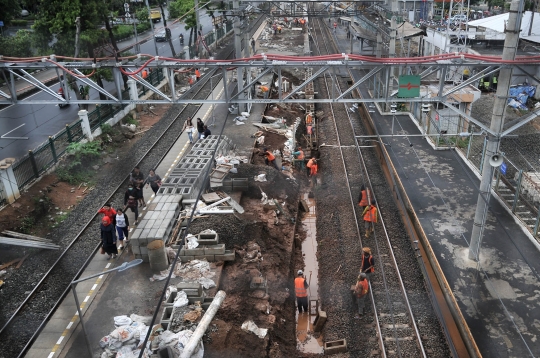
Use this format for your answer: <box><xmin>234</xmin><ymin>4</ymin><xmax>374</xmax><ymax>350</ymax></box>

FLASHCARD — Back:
<box><xmin>0</xmin><ymin>0</ymin><xmax>21</xmax><ymax>24</ymax></box>
<box><xmin>487</xmin><ymin>0</ymin><xmax>504</xmax><ymax>11</ymax></box>
<box><xmin>0</xmin><ymin>30</ymin><xmax>33</xmax><ymax>57</ymax></box>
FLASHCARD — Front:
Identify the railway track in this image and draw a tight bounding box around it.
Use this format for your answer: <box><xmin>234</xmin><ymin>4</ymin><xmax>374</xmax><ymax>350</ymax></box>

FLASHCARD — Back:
<box><xmin>310</xmin><ymin>17</ymin><xmax>451</xmax><ymax>357</ymax></box>
<box><xmin>0</xmin><ymin>54</ymin><xmax>232</xmax><ymax>358</ymax></box>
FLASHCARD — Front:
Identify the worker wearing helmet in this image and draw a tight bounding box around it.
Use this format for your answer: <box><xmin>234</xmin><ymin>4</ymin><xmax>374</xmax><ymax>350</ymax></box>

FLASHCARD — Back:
<box><xmin>294</xmin><ymin>270</ymin><xmax>309</xmax><ymax>313</ymax></box>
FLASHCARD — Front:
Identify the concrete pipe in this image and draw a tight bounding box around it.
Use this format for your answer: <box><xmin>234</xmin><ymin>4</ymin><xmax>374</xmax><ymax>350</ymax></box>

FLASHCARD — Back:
<box><xmin>180</xmin><ymin>290</ymin><xmax>226</xmax><ymax>358</ymax></box>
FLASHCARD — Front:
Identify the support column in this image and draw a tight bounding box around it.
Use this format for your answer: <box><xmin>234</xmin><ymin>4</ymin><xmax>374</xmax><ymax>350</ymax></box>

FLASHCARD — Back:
<box><xmin>128</xmin><ymin>79</ymin><xmax>138</xmax><ymax>103</ymax></box>
<box><xmin>0</xmin><ymin>158</ymin><xmax>21</xmax><ymax>203</ymax></box>
<box><xmin>468</xmin><ymin>0</ymin><xmax>522</xmax><ymax>260</ymax></box>
<box><xmin>78</xmin><ymin>110</ymin><xmax>93</xmax><ymax>141</ymax></box>
<box><xmin>233</xmin><ymin>0</ymin><xmax>245</xmax><ymax>112</ymax></box>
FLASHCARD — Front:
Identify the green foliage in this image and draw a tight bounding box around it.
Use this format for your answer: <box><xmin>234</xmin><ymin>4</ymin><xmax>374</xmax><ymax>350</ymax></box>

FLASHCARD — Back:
<box><xmin>169</xmin><ymin>0</ymin><xmax>195</xmax><ymax>19</ymax></box>
<box><xmin>67</xmin><ymin>141</ymin><xmax>102</xmax><ymax>161</ymax></box>
<box><xmin>56</xmin><ymin>167</ymin><xmax>93</xmax><ymax>184</ymax></box>
<box><xmin>123</xmin><ymin>115</ymin><xmax>138</xmax><ymax>126</ymax></box>
<box><xmin>0</xmin><ymin>30</ymin><xmax>34</xmax><ymax>57</ymax></box>
<box><xmin>10</xmin><ymin>19</ymin><xmax>28</xmax><ymax>26</ymax></box>
<box><xmin>0</xmin><ymin>0</ymin><xmax>21</xmax><ymax>24</ymax></box>
<box><xmin>101</xmin><ymin>123</ymin><xmax>114</xmax><ymax>136</ymax></box>
<box><xmin>136</xmin><ymin>21</ymin><xmax>151</xmax><ymax>33</ymax></box>
<box><xmin>19</xmin><ymin>216</ymin><xmax>35</xmax><ymax>234</ymax></box>
<box><xmin>487</xmin><ymin>0</ymin><xmax>504</xmax><ymax>10</ymax></box>
<box><xmin>34</xmin><ymin>194</ymin><xmax>53</xmax><ymax>215</ymax></box>
<box><xmin>136</xmin><ymin>8</ymin><xmax>149</xmax><ymax>23</ymax></box>
<box><xmin>113</xmin><ymin>24</ymin><xmax>134</xmax><ymax>41</ymax></box>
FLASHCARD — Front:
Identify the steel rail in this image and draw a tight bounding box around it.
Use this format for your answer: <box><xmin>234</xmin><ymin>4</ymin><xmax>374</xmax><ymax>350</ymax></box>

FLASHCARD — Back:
<box><xmin>0</xmin><ymin>56</ymin><xmax>231</xmax><ymax>357</ymax></box>
<box><xmin>313</xmin><ymin>17</ymin><xmax>386</xmax><ymax>358</ymax></box>
<box><xmin>314</xmin><ymin>18</ymin><xmax>427</xmax><ymax>357</ymax></box>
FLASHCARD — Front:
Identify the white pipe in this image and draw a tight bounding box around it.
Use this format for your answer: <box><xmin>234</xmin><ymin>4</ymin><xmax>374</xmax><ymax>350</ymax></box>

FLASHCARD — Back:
<box><xmin>197</xmin><ymin>197</ymin><xmax>230</xmax><ymax>212</ymax></box>
<box><xmin>180</xmin><ymin>290</ymin><xmax>226</xmax><ymax>358</ymax></box>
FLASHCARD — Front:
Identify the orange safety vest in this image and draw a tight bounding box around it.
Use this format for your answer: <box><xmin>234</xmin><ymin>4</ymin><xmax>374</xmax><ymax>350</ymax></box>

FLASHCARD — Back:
<box><xmin>295</xmin><ymin>277</ymin><xmax>308</xmax><ymax>297</ymax></box>
<box><xmin>265</xmin><ymin>151</ymin><xmax>275</xmax><ymax>161</ymax></box>
<box><xmin>142</xmin><ymin>70</ymin><xmax>148</xmax><ymax>79</ymax></box>
<box><xmin>306</xmin><ymin>114</ymin><xmax>313</xmax><ymax>124</ymax></box>
<box><xmin>361</xmin><ymin>255</ymin><xmax>374</xmax><ymax>273</ymax></box>
<box><xmin>358</xmin><ymin>189</ymin><xmax>371</xmax><ymax>206</ymax></box>
<box><xmin>354</xmin><ymin>279</ymin><xmax>369</xmax><ymax>298</ymax></box>
<box><xmin>310</xmin><ymin>163</ymin><xmax>318</xmax><ymax>176</ymax></box>
<box><xmin>261</xmin><ymin>86</ymin><xmax>269</xmax><ymax>92</ymax></box>
<box><xmin>297</xmin><ymin>150</ymin><xmax>304</xmax><ymax>160</ymax></box>
<box><xmin>195</xmin><ymin>69</ymin><xmax>201</xmax><ymax>78</ymax></box>
<box><xmin>363</xmin><ymin>205</ymin><xmax>377</xmax><ymax>223</ymax></box>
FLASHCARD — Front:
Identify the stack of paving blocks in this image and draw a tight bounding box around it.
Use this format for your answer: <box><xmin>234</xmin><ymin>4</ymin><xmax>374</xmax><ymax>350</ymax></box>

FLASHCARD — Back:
<box><xmin>130</xmin><ymin>194</ymin><xmax>182</xmax><ymax>262</ymax></box>
<box><xmin>179</xmin><ymin>231</ymin><xmax>235</xmax><ymax>262</ymax></box>
<box><xmin>158</xmin><ymin>135</ymin><xmax>235</xmax><ymax>198</ymax></box>
<box><xmin>160</xmin><ymin>283</ymin><xmax>216</xmax><ymax>328</ymax></box>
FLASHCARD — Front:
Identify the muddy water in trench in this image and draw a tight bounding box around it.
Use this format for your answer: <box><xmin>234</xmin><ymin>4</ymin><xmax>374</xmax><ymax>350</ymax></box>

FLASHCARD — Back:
<box><xmin>296</xmin><ymin>193</ymin><xmax>324</xmax><ymax>354</ymax></box>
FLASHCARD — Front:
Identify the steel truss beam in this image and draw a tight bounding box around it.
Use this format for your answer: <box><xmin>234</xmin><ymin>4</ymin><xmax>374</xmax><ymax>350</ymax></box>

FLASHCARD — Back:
<box><xmin>0</xmin><ymin>60</ymin><xmax>536</xmax><ymax>106</ymax></box>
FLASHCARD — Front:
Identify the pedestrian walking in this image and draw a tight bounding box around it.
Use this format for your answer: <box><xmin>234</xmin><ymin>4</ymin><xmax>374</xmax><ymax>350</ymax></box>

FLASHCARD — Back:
<box><xmin>203</xmin><ymin>125</ymin><xmax>211</xmax><ymax>138</ymax></box>
<box><xmin>272</xmin><ymin>23</ymin><xmax>277</xmax><ymax>35</ymax></box>
<box><xmin>145</xmin><ymin>169</ymin><xmax>162</xmax><ymax>195</ymax></box>
<box><xmin>251</xmin><ymin>38</ymin><xmax>256</xmax><ymax>53</ymax></box>
<box><xmin>196</xmin><ymin>118</ymin><xmax>205</xmax><ymax>140</ymax></box>
<box><xmin>358</xmin><ymin>184</ymin><xmax>371</xmax><ymax>211</ymax></box>
<box><xmin>333</xmin><ymin>22</ymin><xmax>337</xmax><ymax>32</ymax></box>
<box><xmin>100</xmin><ymin>216</ymin><xmax>118</xmax><ymax>259</ymax></box>
<box><xmin>360</xmin><ymin>247</ymin><xmax>375</xmax><ymax>282</ymax></box>
<box><xmin>346</xmin><ymin>28</ymin><xmax>351</xmax><ymax>39</ymax></box>
<box><xmin>295</xmin><ymin>270</ymin><xmax>309</xmax><ymax>313</ymax></box>
<box><xmin>362</xmin><ymin>200</ymin><xmax>377</xmax><ymax>238</ymax></box>
<box><xmin>353</xmin><ymin>273</ymin><xmax>369</xmax><ymax>317</ymax></box>
<box><xmin>262</xmin><ymin>147</ymin><xmax>279</xmax><ymax>170</ymax></box>
<box><xmin>115</xmin><ymin>208</ymin><xmax>130</xmax><ymax>250</ymax></box>
<box><xmin>130</xmin><ymin>166</ymin><xmax>145</xmax><ymax>187</ymax></box>
<box><xmin>183</xmin><ymin>117</ymin><xmax>195</xmax><ymax>143</ymax></box>
<box><xmin>124</xmin><ymin>183</ymin><xmax>139</xmax><ymax>221</ymax></box>
<box><xmin>98</xmin><ymin>203</ymin><xmax>117</xmax><ymax>225</ymax></box>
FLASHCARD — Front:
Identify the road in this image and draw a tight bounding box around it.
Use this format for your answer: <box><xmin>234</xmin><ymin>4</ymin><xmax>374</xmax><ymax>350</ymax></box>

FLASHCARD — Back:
<box><xmin>0</xmin><ymin>10</ymin><xmax>216</xmax><ymax>161</ymax></box>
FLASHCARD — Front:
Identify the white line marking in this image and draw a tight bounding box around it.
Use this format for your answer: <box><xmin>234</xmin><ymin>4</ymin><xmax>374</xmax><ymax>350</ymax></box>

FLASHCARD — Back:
<box><xmin>56</xmin><ymin>336</ymin><xmax>64</xmax><ymax>344</ymax></box>
<box><xmin>91</xmin><ymin>284</ymin><xmax>97</xmax><ymax>290</ymax></box>
<box><xmin>1</xmin><ymin>123</ymin><xmax>28</xmax><ymax>139</ymax></box>
<box><xmin>66</xmin><ymin>322</ymin><xmax>73</xmax><ymax>329</ymax></box>
<box><xmin>48</xmin><ymin>352</ymin><xmax>55</xmax><ymax>358</ymax></box>
<box><xmin>83</xmin><ymin>296</ymin><xmax>90</xmax><ymax>303</ymax></box>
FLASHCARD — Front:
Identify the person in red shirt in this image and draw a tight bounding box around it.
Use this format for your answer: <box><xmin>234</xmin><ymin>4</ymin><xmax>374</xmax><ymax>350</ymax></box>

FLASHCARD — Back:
<box><xmin>98</xmin><ymin>203</ymin><xmax>117</xmax><ymax>226</ymax></box>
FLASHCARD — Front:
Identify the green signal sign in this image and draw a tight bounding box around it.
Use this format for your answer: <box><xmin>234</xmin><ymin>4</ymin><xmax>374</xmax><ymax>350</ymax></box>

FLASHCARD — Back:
<box><xmin>398</xmin><ymin>75</ymin><xmax>420</xmax><ymax>98</ymax></box>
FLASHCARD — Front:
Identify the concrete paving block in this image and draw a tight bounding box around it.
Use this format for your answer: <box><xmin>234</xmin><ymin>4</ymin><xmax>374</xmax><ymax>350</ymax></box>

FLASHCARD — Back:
<box><xmin>177</xmin><ymin>282</ymin><xmax>203</xmax><ymax>296</ymax></box>
<box><xmin>132</xmin><ymin>245</ymin><xmax>141</xmax><ymax>254</ymax></box>
<box><xmin>164</xmin><ymin>211</ymin><xmax>175</xmax><ymax>219</ymax></box>
<box><xmin>161</xmin><ymin>306</ymin><xmax>174</xmax><ymax>321</ymax></box>
<box><xmin>161</xmin><ymin>203</ymin><xmax>171</xmax><ymax>211</ymax></box>
<box><xmin>148</xmin><ymin>228</ymin><xmax>159</xmax><ymax>239</ymax></box>
<box><xmin>197</xmin><ymin>232</ymin><xmax>219</xmax><ymax>245</ymax></box>
<box><xmin>131</xmin><ymin>229</ymin><xmax>142</xmax><ymax>239</ymax></box>
<box><xmin>204</xmin><ymin>244</ymin><xmax>226</xmax><ymax>255</ymax></box>
<box><xmin>168</xmin><ymin>203</ymin><xmax>179</xmax><ymax>212</ymax></box>
<box><xmin>140</xmin><ymin>246</ymin><xmax>148</xmax><ymax>255</ymax></box>
<box><xmin>195</xmin><ymin>255</ymin><xmax>215</xmax><ymax>261</ymax></box>
<box><xmin>141</xmin><ymin>254</ymin><xmax>149</xmax><ymax>263</ymax></box>
<box><xmin>160</xmin><ymin>218</ymin><xmax>172</xmax><ymax>230</ymax></box>
<box><xmin>146</xmin><ymin>219</ymin><xmax>156</xmax><ymax>229</ymax></box>
<box><xmin>164</xmin><ymin>291</ymin><xmax>178</xmax><ymax>306</ymax></box>
<box><xmin>152</xmin><ymin>219</ymin><xmax>164</xmax><ymax>230</ymax></box>
<box><xmin>138</xmin><ymin>220</ymin><xmax>149</xmax><ymax>229</ymax></box>
<box><xmin>155</xmin><ymin>228</ymin><xmax>167</xmax><ymax>239</ymax></box>
<box><xmin>147</xmin><ymin>203</ymin><xmax>158</xmax><ymax>211</ymax></box>
<box><xmin>152</xmin><ymin>195</ymin><xmax>162</xmax><ymax>203</ymax></box>
<box><xmin>130</xmin><ymin>237</ymin><xmax>139</xmax><ymax>246</ymax></box>
<box><xmin>180</xmin><ymin>255</ymin><xmax>194</xmax><ymax>262</ymax></box>
<box><xmin>215</xmin><ymin>250</ymin><xmax>235</xmax><ymax>261</ymax></box>
<box><xmin>324</xmin><ymin>339</ymin><xmax>347</xmax><ymax>354</ymax></box>
<box><xmin>155</xmin><ymin>203</ymin><xmax>164</xmax><ymax>211</ymax></box>
<box><xmin>185</xmin><ymin>247</ymin><xmax>205</xmax><ymax>256</ymax></box>
<box><xmin>147</xmin><ymin>237</ymin><xmax>161</xmax><ymax>244</ymax></box>
<box><xmin>138</xmin><ymin>237</ymin><xmax>148</xmax><ymax>246</ymax></box>
<box><xmin>149</xmin><ymin>211</ymin><xmax>161</xmax><ymax>220</ymax></box>
<box><xmin>314</xmin><ymin>310</ymin><xmax>327</xmax><ymax>332</ymax></box>
<box><xmin>141</xmin><ymin>229</ymin><xmax>151</xmax><ymax>240</ymax></box>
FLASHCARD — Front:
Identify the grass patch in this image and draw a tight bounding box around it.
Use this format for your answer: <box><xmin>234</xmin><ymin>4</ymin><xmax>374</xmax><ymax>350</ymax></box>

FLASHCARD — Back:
<box><xmin>19</xmin><ymin>216</ymin><xmax>35</xmax><ymax>234</ymax></box>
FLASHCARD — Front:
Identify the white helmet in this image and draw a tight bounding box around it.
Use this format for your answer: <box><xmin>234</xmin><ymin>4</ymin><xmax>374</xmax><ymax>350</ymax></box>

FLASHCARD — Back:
<box><xmin>297</xmin><ymin>270</ymin><xmax>303</xmax><ymax>276</ymax></box>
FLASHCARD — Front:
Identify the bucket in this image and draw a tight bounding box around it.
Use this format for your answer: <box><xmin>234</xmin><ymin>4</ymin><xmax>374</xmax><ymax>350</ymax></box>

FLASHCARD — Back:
<box><xmin>147</xmin><ymin>240</ymin><xmax>169</xmax><ymax>272</ymax></box>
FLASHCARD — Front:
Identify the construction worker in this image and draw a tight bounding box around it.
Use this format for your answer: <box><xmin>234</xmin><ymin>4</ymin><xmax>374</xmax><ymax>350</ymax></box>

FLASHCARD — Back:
<box><xmin>306</xmin><ymin>112</ymin><xmax>313</xmax><ymax>125</ymax></box>
<box><xmin>262</xmin><ymin>148</ymin><xmax>279</xmax><ymax>170</ymax></box>
<box><xmin>463</xmin><ymin>68</ymin><xmax>470</xmax><ymax>80</ymax></box>
<box><xmin>492</xmin><ymin>75</ymin><xmax>498</xmax><ymax>90</ymax></box>
<box><xmin>483</xmin><ymin>77</ymin><xmax>490</xmax><ymax>91</ymax></box>
<box><xmin>292</xmin><ymin>146</ymin><xmax>305</xmax><ymax>170</ymax></box>
<box><xmin>358</xmin><ymin>184</ymin><xmax>371</xmax><ymax>211</ymax></box>
<box><xmin>142</xmin><ymin>69</ymin><xmax>148</xmax><ymax>79</ymax></box>
<box><xmin>360</xmin><ymin>247</ymin><xmax>374</xmax><ymax>282</ymax></box>
<box><xmin>362</xmin><ymin>200</ymin><xmax>377</xmax><ymax>238</ymax></box>
<box><xmin>353</xmin><ymin>273</ymin><xmax>369</xmax><ymax>317</ymax></box>
<box><xmin>295</xmin><ymin>270</ymin><xmax>309</xmax><ymax>313</ymax></box>
<box><xmin>306</xmin><ymin>157</ymin><xmax>317</xmax><ymax>176</ymax></box>
<box><xmin>195</xmin><ymin>68</ymin><xmax>201</xmax><ymax>82</ymax></box>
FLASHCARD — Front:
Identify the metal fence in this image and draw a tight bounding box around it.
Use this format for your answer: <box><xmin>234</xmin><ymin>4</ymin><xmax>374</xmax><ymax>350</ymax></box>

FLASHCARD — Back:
<box><xmin>12</xmin><ymin>120</ymin><xmax>83</xmax><ymax>189</ymax></box>
<box><xmin>457</xmin><ymin>126</ymin><xmax>540</xmax><ymax>241</ymax></box>
<box><xmin>139</xmin><ymin>69</ymin><xmax>164</xmax><ymax>95</ymax></box>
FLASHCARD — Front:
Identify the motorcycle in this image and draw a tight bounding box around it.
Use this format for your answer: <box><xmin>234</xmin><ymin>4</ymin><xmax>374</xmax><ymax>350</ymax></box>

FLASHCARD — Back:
<box><xmin>58</xmin><ymin>87</ymin><xmax>69</xmax><ymax>108</ymax></box>
<box><xmin>179</xmin><ymin>34</ymin><xmax>184</xmax><ymax>45</ymax></box>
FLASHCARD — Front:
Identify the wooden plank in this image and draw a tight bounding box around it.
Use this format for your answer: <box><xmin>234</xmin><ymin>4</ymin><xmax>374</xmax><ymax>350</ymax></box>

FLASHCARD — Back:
<box><xmin>0</xmin><ymin>237</ymin><xmax>61</xmax><ymax>250</ymax></box>
<box><xmin>0</xmin><ymin>258</ymin><xmax>21</xmax><ymax>270</ymax></box>
<box><xmin>2</xmin><ymin>230</ymin><xmax>53</xmax><ymax>243</ymax></box>
<box><xmin>15</xmin><ymin>255</ymin><xmax>30</xmax><ymax>269</ymax></box>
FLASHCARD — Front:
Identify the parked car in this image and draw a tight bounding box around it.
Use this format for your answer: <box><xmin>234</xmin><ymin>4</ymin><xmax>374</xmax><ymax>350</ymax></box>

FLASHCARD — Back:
<box><xmin>154</xmin><ymin>30</ymin><xmax>167</xmax><ymax>42</ymax></box>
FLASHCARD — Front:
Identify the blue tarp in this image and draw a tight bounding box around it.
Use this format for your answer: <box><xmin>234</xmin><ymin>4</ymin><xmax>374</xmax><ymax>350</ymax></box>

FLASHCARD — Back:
<box><xmin>508</xmin><ymin>85</ymin><xmax>536</xmax><ymax>110</ymax></box>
